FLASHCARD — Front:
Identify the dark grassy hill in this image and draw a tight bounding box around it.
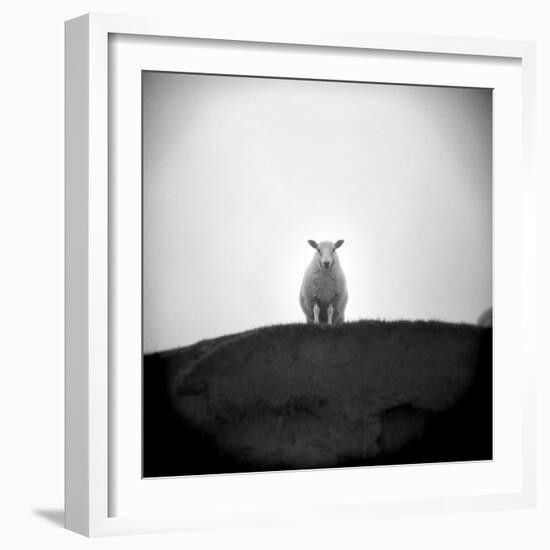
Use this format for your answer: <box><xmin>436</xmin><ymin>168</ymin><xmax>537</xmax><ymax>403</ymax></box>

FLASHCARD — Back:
<box><xmin>143</xmin><ymin>320</ymin><xmax>492</xmax><ymax>477</ymax></box>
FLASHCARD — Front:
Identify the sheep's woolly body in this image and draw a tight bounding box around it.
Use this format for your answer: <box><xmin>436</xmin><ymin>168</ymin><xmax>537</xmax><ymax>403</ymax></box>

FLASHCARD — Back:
<box><xmin>300</xmin><ymin>251</ymin><xmax>348</xmax><ymax>324</ymax></box>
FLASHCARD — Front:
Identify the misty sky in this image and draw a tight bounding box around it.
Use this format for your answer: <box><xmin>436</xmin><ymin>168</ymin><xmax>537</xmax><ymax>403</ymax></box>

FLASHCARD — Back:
<box><xmin>142</xmin><ymin>72</ymin><xmax>492</xmax><ymax>353</ymax></box>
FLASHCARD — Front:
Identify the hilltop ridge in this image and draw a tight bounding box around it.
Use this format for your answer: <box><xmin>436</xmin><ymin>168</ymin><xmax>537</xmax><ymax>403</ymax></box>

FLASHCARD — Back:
<box><xmin>144</xmin><ymin>319</ymin><xmax>492</xmax><ymax>477</ymax></box>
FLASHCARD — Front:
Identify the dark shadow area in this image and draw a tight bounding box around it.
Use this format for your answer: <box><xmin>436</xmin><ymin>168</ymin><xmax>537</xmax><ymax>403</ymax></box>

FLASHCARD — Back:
<box><xmin>33</xmin><ymin>508</ymin><xmax>64</xmax><ymax>528</ymax></box>
<box><xmin>143</xmin><ymin>319</ymin><xmax>492</xmax><ymax>477</ymax></box>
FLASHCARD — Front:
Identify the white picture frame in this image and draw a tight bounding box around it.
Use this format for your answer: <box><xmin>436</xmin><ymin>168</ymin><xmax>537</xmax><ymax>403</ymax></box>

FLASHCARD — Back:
<box><xmin>65</xmin><ymin>13</ymin><xmax>537</xmax><ymax>537</ymax></box>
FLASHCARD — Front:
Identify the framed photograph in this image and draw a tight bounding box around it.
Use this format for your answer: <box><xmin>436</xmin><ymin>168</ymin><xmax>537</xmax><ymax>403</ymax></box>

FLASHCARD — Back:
<box><xmin>65</xmin><ymin>13</ymin><xmax>536</xmax><ymax>536</ymax></box>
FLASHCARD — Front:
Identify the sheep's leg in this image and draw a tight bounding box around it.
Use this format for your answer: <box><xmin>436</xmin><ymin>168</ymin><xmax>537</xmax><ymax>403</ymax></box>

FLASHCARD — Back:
<box><xmin>313</xmin><ymin>303</ymin><xmax>320</xmax><ymax>324</ymax></box>
<box><xmin>327</xmin><ymin>304</ymin><xmax>334</xmax><ymax>325</ymax></box>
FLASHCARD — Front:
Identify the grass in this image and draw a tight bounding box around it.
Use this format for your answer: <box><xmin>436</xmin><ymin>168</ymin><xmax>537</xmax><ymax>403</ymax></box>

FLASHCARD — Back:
<box><xmin>143</xmin><ymin>319</ymin><xmax>492</xmax><ymax>477</ymax></box>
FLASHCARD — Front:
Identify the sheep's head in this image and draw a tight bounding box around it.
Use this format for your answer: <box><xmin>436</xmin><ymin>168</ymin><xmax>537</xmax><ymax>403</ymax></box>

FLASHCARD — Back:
<box><xmin>308</xmin><ymin>239</ymin><xmax>344</xmax><ymax>270</ymax></box>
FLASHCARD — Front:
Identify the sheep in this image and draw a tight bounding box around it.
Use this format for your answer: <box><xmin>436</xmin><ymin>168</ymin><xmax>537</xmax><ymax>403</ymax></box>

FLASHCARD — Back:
<box><xmin>299</xmin><ymin>239</ymin><xmax>348</xmax><ymax>325</ymax></box>
<box><xmin>477</xmin><ymin>307</ymin><xmax>492</xmax><ymax>328</ymax></box>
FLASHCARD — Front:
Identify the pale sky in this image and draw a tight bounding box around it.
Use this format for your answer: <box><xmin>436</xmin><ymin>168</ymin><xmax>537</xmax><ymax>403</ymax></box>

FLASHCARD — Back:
<box><xmin>142</xmin><ymin>72</ymin><xmax>492</xmax><ymax>353</ymax></box>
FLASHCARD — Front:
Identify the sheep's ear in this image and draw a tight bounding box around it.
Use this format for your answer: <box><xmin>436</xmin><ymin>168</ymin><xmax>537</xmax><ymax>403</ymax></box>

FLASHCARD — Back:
<box><xmin>308</xmin><ymin>240</ymin><xmax>319</xmax><ymax>249</ymax></box>
<box><xmin>334</xmin><ymin>240</ymin><xmax>344</xmax><ymax>249</ymax></box>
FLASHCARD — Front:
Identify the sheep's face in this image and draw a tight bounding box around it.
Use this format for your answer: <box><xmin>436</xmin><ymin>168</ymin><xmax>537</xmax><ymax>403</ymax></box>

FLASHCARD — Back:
<box><xmin>308</xmin><ymin>239</ymin><xmax>344</xmax><ymax>270</ymax></box>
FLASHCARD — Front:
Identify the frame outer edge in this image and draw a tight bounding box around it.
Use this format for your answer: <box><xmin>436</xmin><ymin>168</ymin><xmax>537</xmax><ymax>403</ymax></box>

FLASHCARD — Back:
<box><xmin>520</xmin><ymin>41</ymin><xmax>537</xmax><ymax>507</ymax></box>
<box><xmin>88</xmin><ymin>13</ymin><xmax>110</xmax><ymax>536</ymax></box>
<box><xmin>87</xmin><ymin>11</ymin><xmax>532</xmax><ymax>59</ymax></box>
<box><xmin>65</xmin><ymin>14</ymin><xmax>91</xmax><ymax>537</ymax></box>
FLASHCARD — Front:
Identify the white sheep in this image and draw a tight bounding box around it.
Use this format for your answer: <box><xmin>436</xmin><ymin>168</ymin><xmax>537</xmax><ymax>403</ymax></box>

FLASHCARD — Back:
<box><xmin>299</xmin><ymin>240</ymin><xmax>348</xmax><ymax>325</ymax></box>
<box><xmin>477</xmin><ymin>307</ymin><xmax>492</xmax><ymax>328</ymax></box>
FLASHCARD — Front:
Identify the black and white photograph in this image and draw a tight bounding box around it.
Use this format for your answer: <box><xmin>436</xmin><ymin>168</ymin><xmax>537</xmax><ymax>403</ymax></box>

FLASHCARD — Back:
<box><xmin>4</xmin><ymin>0</ymin><xmax>546</xmax><ymax>545</ymax></box>
<box><xmin>142</xmin><ymin>71</ymin><xmax>493</xmax><ymax>478</ymax></box>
